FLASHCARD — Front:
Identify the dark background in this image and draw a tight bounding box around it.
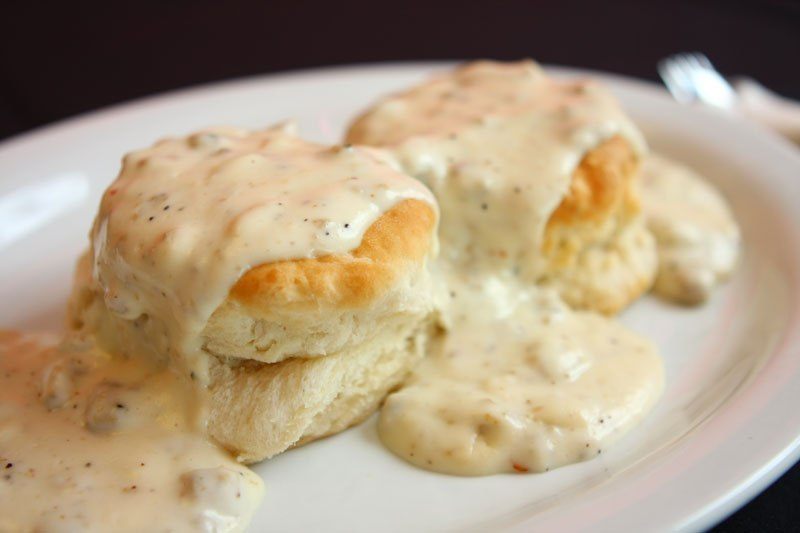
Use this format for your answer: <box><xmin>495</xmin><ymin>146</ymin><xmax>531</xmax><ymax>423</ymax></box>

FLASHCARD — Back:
<box><xmin>2</xmin><ymin>0</ymin><xmax>799</xmax><ymax>529</ymax></box>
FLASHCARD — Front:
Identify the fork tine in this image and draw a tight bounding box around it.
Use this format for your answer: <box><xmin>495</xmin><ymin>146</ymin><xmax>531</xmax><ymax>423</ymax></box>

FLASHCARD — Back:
<box><xmin>667</xmin><ymin>61</ymin><xmax>691</xmax><ymax>89</ymax></box>
<box><xmin>692</xmin><ymin>53</ymin><xmax>713</xmax><ymax>69</ymax></box>
<box><xmin>657</xmin><ymin>57</ymin><xmax>696</xmax><ymax>103</ymax></box>
<box><xmin>656</xmin><ymin>58</ymin><xmax>674</xmax><ymax>84</ymax></box>
<box><xmin>672</xmin><ymin>55</ymin><xmax>695</xmax><ymax>80</ymax></box>
<box><xmin>683</xmin><ymin>53</ymin><xmax>704</xmax><ymax>72</ymax></box>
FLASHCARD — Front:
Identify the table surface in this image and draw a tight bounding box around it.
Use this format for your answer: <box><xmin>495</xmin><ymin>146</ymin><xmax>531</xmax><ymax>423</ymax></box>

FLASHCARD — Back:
<box><xmin>2</xmin><ymin>0</ymin><xmax>798</xmax><ymax>529</ymax></box>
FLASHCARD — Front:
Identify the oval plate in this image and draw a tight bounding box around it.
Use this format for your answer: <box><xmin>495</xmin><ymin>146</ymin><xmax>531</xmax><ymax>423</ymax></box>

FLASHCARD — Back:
<box><xmin>1</xmin><ymin>63</ymin><xmax>799</xmax><ymax>531</ymax></box>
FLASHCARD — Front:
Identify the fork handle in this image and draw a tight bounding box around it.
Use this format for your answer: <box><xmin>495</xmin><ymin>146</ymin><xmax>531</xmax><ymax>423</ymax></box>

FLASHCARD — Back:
<box><xmin>734</xmin><ymin>78</ymin><xmax>800</xmax><ymax>144</ymax></box>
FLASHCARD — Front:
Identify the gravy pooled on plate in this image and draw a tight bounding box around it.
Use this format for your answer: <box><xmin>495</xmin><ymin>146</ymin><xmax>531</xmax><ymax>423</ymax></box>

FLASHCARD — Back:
<box><xmin>380</xmin><ymin>273</ymin><xmax>663</xmax><ymax>475</ymax></box>
<box><xmin>0</xmin><ymin>331</ymin><xmax>263</xmax><ymax>532</ymax></box>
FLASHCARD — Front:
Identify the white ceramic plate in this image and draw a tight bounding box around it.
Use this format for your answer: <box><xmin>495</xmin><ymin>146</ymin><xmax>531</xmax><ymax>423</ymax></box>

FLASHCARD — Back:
<box><xmin>1</xmin><ymin>63</ymin><xmax>799</xmax><ymax>532</ymax></box>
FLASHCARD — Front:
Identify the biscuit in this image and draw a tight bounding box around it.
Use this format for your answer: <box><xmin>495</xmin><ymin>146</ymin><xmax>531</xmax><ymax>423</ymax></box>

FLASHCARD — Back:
<box><xmin>69</xmin><ymin>126</ymin><xmax>440</xmax><ymax>462</ymax></box>
<box><xmin>346</xmin><ymin>60</ymin><xmax>656</xmax><ymax>314</ymax></box>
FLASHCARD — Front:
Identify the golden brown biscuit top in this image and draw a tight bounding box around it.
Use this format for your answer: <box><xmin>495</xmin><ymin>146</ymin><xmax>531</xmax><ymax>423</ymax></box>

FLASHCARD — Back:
<box><xmin>231</xmin><ymin>198</ymin><xmax>437</xmax><ymax>311</ymax></box>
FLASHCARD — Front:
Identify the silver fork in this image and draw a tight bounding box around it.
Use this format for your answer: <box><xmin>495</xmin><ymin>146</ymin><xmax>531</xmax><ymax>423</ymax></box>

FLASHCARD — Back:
<box><xmin>658</xmin><ymin>53</ymin><xmax>737</xmax><ymax>109</ymax></box>
<box><xmin>658</xmin><ymin>52</ymin><xmax>800</xmax><ymax>143</ymax></box>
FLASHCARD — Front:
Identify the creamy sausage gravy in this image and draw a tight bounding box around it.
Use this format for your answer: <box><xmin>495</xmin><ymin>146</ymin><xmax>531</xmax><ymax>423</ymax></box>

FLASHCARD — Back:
<box><xmin>641</xmin><ymin>154</ymin><xmax>740</xmax><ymax>304</ymax></box>
<box><xmin>0</xmin><ymin>331</ymin><xmax>263</xmax><ymax>532</ymax></box>
<box><xmin>0</xmin><ymin>60</ymin><xmax>739</xmax><ymax>528</ymax></box>
<box><xmin>380</xmin><ymin>270</ymin><xmax>663</xmax><ymax>475</ymax></box>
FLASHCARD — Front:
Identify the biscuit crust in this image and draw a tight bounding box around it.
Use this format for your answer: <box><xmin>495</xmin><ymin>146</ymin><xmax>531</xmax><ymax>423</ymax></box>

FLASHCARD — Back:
<box><xmin>540</xmin><ymin>136</ymin><xmax>656</xmax><ymax>314</ymax></box>
<box><xmin>228</xmin><ymin>198</ymin><xmax>437</xmax><ymax>311</ymax></box>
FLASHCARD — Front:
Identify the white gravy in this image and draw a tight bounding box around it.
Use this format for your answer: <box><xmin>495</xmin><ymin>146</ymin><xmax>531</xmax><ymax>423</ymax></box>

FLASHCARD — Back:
<box><xmin>0</xmin><ymin>331</ymin><xmax>263</xmax><ymax>532</ymax></box>
<box><xmin>90</xmin><ymin>123</ymin><xmax>436</xmax><ymax>382</ymax></box>
<box><xmin>641</xmin><ymin>154</ymin><xmax>740</xmax><ymax>304</ymax></box>
<box><xmin>380</xmin><ymin>272</ymin><xmax>663</xmax><ymax>475</ymax></box>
